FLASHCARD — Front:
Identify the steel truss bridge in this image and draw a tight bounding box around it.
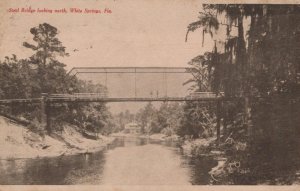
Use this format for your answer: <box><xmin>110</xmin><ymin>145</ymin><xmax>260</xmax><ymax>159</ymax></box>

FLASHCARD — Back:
<box><xmin>0</xmin><ymin>67</ymin><xmax>233</xmax><ymax>138</ymax></box>
<box><xmin>0</xmin><ymin>66</ymin><xmax>223</xmax><ymax>103</ymax></box>
<box><xmin>68</xmin><ymin>67</ymin><xmax>203</xmax><ymax>98</ymax></box>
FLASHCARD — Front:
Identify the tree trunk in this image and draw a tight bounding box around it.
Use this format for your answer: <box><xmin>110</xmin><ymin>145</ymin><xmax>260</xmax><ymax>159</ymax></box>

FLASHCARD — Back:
<box><xmin>222</xmin><ymin>105</ymin><xmax>227</xmax><ymax>136</ymax></box>
<box><xmin>216</xmin><ymin>100</ymin><xmax>221</xmax><ymax>146</ymax></box>
<box><xmin>244</xmin><ymin>97</ymin><xmax>251</xmax><ymax>140</ymax></box>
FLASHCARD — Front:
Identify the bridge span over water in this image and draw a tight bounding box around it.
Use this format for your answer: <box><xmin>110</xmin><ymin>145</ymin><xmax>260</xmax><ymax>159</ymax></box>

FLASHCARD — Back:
<box><xmin>0</xmin><ymin>67</ymin><xmax>231</xmax><ymax>137</ymax></box>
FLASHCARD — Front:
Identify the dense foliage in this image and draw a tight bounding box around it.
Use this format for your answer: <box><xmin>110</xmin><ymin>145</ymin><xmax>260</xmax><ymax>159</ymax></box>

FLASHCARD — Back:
<box><xmin>0</xmin><ymin>23</ymin><xmax>114</xmax><ymax>137</ymax></box>
<box><xmin>186</xmin><ymin>4</ymin><xmax>300</xmax><ymax>184</ymax></box>
<box><xmin>135</xmin><ymin>102</ymin><xmax>183</xmax><ymax>135</ymax></box>
<box><xmin>113</xmin><ymin>110</ymin><xmax>135</xmax><ymax>133</ymax></box>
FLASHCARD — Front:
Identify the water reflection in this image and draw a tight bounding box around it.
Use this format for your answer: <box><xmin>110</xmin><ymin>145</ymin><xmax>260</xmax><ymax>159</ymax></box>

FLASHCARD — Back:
<box><xmin>0</xmin><ymin>152</ymin><xmax>107</xmax><ymax>184</ymax></box>
<box><xmin>0</xmin><ymin>137</ymin><xmax>216</xmax><ymax>185</ymax></box>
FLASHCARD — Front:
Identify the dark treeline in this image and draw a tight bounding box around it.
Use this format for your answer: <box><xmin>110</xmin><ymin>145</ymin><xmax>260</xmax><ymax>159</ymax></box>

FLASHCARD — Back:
<box><xmin>135</xmin><ymin>102</ymin><xmax>183</xmax><ymax>135</ymax></box>
<box><xmin>0</xmin><ymin>23</ymin><xmax>114</xmax><ymax>136</ymax></box>
<box><xmin>116</xmin><ymin>101</ymin><xmax>215</xmax><ymax>139</ymax></box>
<box><xmin>185</xmin><ymin>4</ymin><xmax>300</xmax><ymax>184</ymax></box>
<box><xmin>113</xmin><ymin>103</ymin><xmax>183</xmax><ymax>136</ymax></box>
<box><xmin>113</xmin><ymin>110</ymin><xmax>135</xmax><ymax>132</ymax></box>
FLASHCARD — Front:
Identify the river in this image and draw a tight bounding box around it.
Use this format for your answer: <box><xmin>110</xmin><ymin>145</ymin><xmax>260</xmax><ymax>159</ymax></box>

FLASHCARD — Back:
<box><xmin>0</xmin><ymin>137</ymin><xmax>217</xmax><ymax>185</ymax></box>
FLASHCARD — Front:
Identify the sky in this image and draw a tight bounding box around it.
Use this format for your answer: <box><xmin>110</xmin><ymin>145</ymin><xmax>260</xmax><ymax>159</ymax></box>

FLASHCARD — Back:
<box><xmin>0</xmin><ymin>0</ymin><xmax>217</xmax><ymax>114</ymax></box>
<box><xmin>0</xmin><ymin>0</ymin><xmax>214</xmax><ymax>69</ymax></box>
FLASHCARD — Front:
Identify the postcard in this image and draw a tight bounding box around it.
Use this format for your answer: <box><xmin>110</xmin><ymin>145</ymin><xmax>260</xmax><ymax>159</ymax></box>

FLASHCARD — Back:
<box><xmin>0</xmin><ymin>0</ymin><xmax>299</xmax><ymax>190</ymax></box>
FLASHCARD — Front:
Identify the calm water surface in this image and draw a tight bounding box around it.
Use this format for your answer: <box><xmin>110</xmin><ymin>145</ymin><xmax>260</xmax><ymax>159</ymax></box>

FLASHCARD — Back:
<box><xmin>0</xmin><ymin>137</ymin><xmax>217</xmax><ymax>185</ymax></box>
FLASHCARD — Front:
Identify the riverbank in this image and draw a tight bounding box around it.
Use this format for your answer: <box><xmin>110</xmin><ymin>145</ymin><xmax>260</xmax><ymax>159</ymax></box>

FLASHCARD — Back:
<box><xmin>0</xmin><ymin>116</ymin><xmax>115</xmax><ymax>159</ymax></box>
<box><xmin>0</xmin><ymin>136</ymin><xmax>202</xmax><ymax>184</ymax></box>
<box><xmin>179</xmin><ymin>137</ymin><xmax>228</xmax><ymax>183</ymax></box>
<box><xmin>180</xmin><ymin>137</ymin><xmax>215</xmax><ymax>156</ymax></box>
<box><xmin>179</xmin><ymin>138</ymin><xmax>300</xmax><ymax>185</ymax></box>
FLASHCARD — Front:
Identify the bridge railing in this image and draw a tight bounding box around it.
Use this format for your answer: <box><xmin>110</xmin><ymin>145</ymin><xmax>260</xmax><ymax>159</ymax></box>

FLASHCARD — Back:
<box><xmin>50</xmin><ymin>93</ymin><xmax>108</xmax><ymax>99</ymax></box>
<box><xmin>45</xmin><ymin>92</ymin><xmax>225</xmax><ymax>102</ymax></box>
<box><xmin>0</xmin><ymin>92</ymin><xmax>225</xmax><ymax>104</ymax></box>
<box><xmin>50</xmin><ymin>92</ymin><xmax>223</xmax><ymax>99</ymax></box>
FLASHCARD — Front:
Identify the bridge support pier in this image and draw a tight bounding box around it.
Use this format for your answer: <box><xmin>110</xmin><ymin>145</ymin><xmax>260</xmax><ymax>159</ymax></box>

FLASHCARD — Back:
<box><xmin>46</xmin><ymin>102</ymin><xmax>51</xmax><ymax>134</ymax></box>
<box><xmin>41</xmin><ymin>93</ymin><xmax>51</xmax><ymax>135</ymax></box>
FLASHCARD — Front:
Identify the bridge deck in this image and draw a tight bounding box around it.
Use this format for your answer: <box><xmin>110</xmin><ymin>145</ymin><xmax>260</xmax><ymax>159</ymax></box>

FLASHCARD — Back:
<box><xmin>47</xmin><ymin>96</ymin><xmax>222</xmax><ymax>103</ymax></box>
<box><xmin>0</xmin><ymin>96</ymin><xmax>224</xmax><ymax>104</ymax></box>
<box><xmin>0</xmin><ymin>98</ymin><xmax>42</xmax><ymax>104</ymax></box>
<box><xmin>68</xmin><ymin>67</ymin><xmax>189</xmax><ymax>76</ymax></box>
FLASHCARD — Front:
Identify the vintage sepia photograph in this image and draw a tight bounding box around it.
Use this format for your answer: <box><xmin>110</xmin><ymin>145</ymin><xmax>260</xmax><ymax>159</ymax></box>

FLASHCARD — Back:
<box><xmin>0</xmin><ymin>0</ymin><xmax>299</xmax><ymax>187</ymax></box>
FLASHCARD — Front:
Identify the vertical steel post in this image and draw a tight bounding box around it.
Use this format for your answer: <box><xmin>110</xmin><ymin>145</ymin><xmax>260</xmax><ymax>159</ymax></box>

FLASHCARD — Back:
<box><xmin>105</xmin><ymin>69</ymin><xmax>107</xmax><ymax>88</ymax></box>
<box><xmin>135</xmin><ymin>68</ymin><xmax>137</xmax><ymax>98</ymax></box>
<box><xmin>166</xmin><ymin>69</ymin><xmax>168</xmax><ymax>97</ymax></box>
<box><xmin>163</xmin><ymin>69</ymin><xmax>166</xmax><ymax>97</ymax></box>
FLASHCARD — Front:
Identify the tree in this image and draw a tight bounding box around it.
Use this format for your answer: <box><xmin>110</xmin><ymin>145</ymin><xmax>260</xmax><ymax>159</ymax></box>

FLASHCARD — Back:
<box><xmin>0</xmin><ymin>23</ymin><xmax>115</xmax><ymax>138</ymax></box>
<box><xmin>23</xmin><ymin>23</ymin><xmax>70</xmax><ymax>95</ymax></box>
<box><xmin>177</xmin><ymin>101</ymin><xmax>216</xmax><ymax>139</ymax></box>
<box><xmin>186</xmin><ymin>4</ymin><xmax>300</xmax><ymax>184</ymax></box>
<box><xmin>157</xmin><ymin>102</ymin><xmax>183</xmax><ymax>136</ymax></box>
<box><xmin>23</xmin><ymin>23</ymin><xmax>69</xmax><ymax>66</ymax></box>
<box><xmin>136</xmin><ymin>102</ymin><xmax>157</xmax><ymax>134</ymax></box>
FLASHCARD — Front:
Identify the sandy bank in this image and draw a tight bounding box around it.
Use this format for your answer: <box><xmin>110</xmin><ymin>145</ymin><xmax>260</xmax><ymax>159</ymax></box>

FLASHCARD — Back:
<box><xmin>0</xmin><ymin>116</ymin><xmax>115</xmax><ymax>159</ymax></box>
